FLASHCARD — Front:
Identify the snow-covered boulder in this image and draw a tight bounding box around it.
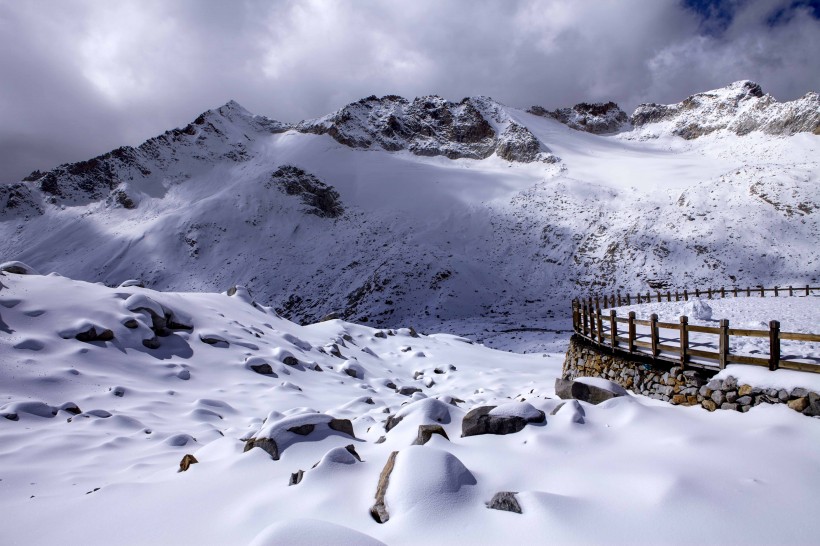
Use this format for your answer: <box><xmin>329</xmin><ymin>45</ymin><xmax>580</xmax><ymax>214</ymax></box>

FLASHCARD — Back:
<box><xmin>461</xmin><ymin>402</ymin><xmax>545</xmax><ymax>437</ymax></box>
<box><xmin>559</xmin><ymin>377</ymin><xmax>628</xmax><ymax>405</ymax></box>
<box><xmin>243</xmin><ymin>411</ymin><xmax>356</xmax><ymax>460</ymax></box>
<box><xmin>681</xmin><ymin>298</ymin><xmax>713</xmax><ymax>320</ymax></box>
<box><xmin>0</xmin><ymin>261</ymin><xmax>39</xmax><ymax>275</ymax></box>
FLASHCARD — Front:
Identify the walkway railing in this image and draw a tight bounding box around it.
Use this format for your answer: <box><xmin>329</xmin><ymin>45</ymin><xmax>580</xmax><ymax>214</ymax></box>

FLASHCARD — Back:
<box><xmin>571</xmin><ymin>285</ymin><xmax>820</xmax><ymax>374</ymax></box>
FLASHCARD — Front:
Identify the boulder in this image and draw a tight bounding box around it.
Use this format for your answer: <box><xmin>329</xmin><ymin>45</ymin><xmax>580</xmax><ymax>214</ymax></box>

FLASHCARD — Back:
<box><xmin>486</xmin><ymin>491</ymin><xmax>522</xmax><ymax>514</ymax></box>
<box><xmin>569</xmin><ymin>377</ymin><xmax>628</xmax><ymax>404</ymax></box>
<box><xmin>244</xmin><ymin>412</ymin><xmax>356</xmax><ymax>460</ymax></box>
<box><xmin>370</xmin><ymin>451</ymin><xmax>399</xmax><ymax>523</ymax></box>
<box><xmin>413</xmin><ymin>424</ymin><xmax>450</xmax><ymax>445</ymax></box>
<box><xmin>288</xmin><ymin>470</ymin><xmax>304</xmax><ymax>486</ymax></box>
<box><xmin>462</xmin><ymin>402</ymin><xmax>545</xmax><ymax>437</ymax></box>
<box><xmin>178</xmin><ymin>454</ymin><xmax>198</xmax><ymax>472</ymax></box>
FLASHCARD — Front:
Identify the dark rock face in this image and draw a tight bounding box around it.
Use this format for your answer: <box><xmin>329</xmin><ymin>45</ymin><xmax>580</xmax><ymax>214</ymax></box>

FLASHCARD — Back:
<box><xmin>243</xmin><ymin>437</ymin><xmax>280</xmax><ymax>459</ymax></box>
<box><xmin>486</xmin><ymin>491</ymin><xmax>522</xmax><ymax>514</ymax></box>
<box><xmin>289</xmin><ymin>470</ymin><xmax>304</xmax><ymax>486</ymax></box>
<box><xmin>531</xmin><ymin>102</ymin><xmax>628</xmax><ymax>134</ymax></box>
<box><xmin>0</xmin><ymin>183</ymin><xmax>43</xmax><ymax>218</ymax></box>
<box><xmin>267</xmin><ymin>165</ymin><xmax>344</xmax><ymax>219</ymax></box>
<box><xmin>413</xmin><ymin>424</ymin><xmax>450</xmax><ymax>445</ymax></box>
<box><xmin>287</xmin><ymin>424</ymin><xmax>315</xmax><ymax>436</ymax></box>
<box><xmin>461</xmin><ymin>405</ymin><xmax>546</xmax><ymax>437</ymax></box>
<box><xmin>495</xmin><ymin>123</ymin><xmax>545</xmax><ymax>162</ymax></box>
<box><xmin>398</xmin><ymin>386</ymin><xmax>422</xmax><ymax>397</ymax></box>
<box><xmin>298</xmin><ymin>95</ymin><xmax>497</xmax><ymax>160</ymax></box>
<box><xmin>328</xmin><ymin>418</ymin><xmax>355</xmax><ymax>437</ymax></box>
<box><xmin>554</xmin><ymin>378</ymin><xmax>573</xmax><ymax>400</ymax></box>
<box><xmin>249</xmin><ymin>363</ymin><xmax>275</xmax><ymax>376</ymax></box>
<box><xmin>370</xmin><ymin>451</ymin><xmax>399</xmax><ymax>524</ymax></box>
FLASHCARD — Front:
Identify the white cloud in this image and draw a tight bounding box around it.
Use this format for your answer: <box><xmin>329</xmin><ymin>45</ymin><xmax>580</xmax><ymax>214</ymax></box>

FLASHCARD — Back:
<box><xmin>0</xmin><ymin>0</ymin><xmax>817</xmax><ymax>181</ymax></box>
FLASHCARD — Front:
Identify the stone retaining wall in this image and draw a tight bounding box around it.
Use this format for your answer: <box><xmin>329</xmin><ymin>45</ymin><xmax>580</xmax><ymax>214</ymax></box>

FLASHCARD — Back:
<box><xmin>562</xmin><ymin>335</ymin><xmax>820</xmax><ymax>417</ymax></box>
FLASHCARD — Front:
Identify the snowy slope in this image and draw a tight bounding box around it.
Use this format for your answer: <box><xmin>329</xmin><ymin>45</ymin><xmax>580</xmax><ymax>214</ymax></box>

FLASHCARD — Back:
<box><xmin>2</xmin><ymin>271</ymin><xmax>819</xmax><ymax>545</ymax></box>
<box><xmin>0</xmin><ymin>82</ymin><xmax>818</xmax><ymax>333</ymax></box>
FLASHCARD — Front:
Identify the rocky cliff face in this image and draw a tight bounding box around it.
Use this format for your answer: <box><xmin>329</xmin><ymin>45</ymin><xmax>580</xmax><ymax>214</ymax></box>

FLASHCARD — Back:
<box><xmin>529</xmin><ymin>102</ymin><xmax>629</xmax><ymax>134</ymax></box>
<box><xmin>297</xmin><ymin>95</ymin><xmax>556</xmax><ymax>163</ymax></box>
<box><xmin>630</xmin><ymin>80</ymin><xmax>820</xmax><ymax>139</ymax></box>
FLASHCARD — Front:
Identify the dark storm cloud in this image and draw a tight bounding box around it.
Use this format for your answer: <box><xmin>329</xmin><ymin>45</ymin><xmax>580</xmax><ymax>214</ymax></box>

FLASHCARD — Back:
<box><xmin>0</xmin><ymin>0</ymin><xmax>818</xmax><ymax>181</ymax></box>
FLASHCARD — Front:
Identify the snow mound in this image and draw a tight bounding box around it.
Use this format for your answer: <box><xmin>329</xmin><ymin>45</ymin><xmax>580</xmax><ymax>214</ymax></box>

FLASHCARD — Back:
<box><xmin>385</xmin><ymin>446</ymin><xmax>477</xmax><ymax>520</ymax></box>
<box><xmin>248</xmin><ymin>519</ymin><xmax>386</xmax><ymax>546</ymax></box>
<box><xmin>573</xmin><ymin>377</ymin><xmax>629</xmax><ymax>396</ymax></box>
<box><xmin>681</xmin><ymin>299</ymin><xmax>713</xmax><ymax>320</ymax></box>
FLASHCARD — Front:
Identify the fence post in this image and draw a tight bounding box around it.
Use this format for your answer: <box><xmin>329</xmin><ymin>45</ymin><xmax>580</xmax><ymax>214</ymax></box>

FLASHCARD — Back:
<box><xmin>650</xmin><ymin>313</ymin><xmax>659</xmax><ymax>357</ymax></box>
<box><xmin>684</xmin><ymin>289</ymin><xmax>688</xmax><ymax>301</ymax></box>
<box><xmin>769</xmin><ymin>320</ymin><xmax>780</xmax><ymax>371</ymax></box>
<box><xmin>807</xmin><ymin>285</ymin><xmax>811</xmax><ymax>296</ymax></box>
<box><xmin>609</xmin><ymin>310</ymin><xmax>617</xmax><ymax>352</ymax></box>
<box><xmin>602</xmin><ymin>295</ymin><xmax>608</xmax><ymax>310</ymax></box>
<box><xmin>746</xmin><ymin>286</ymin><xmax>750</xmax><ymax>297</ymax></box>
<box><xmin>626</xmin><ymin>293</ymin><xmax>631</xmax><ymax>305</ymax></box>
<box><xmin>656</xmin><ymin>291</ymin><xmax>661</xmax><ymax>303</ymax></box>
<box><xmin>733</xmin><ymin>286</ymin><xmax>738</xmax><ymax>297</ymax></box>
<box><xmin>718</xmin><ymin>319</ymin><xmax>729</xmax><ymax>370</ymax></box>
<box><xmin>666</xmin><ymin>291</ymin><xmax>671</xmax><ymax>302</ymax></box>
<box><xmin>720</xmin><ymin>286</ymin><xmax>725</xmax><ymax>298</ymax></box>
<box><xmin>647</xmin><ymin>291</ymin><xmax>651</xmax><ymax>303</ymax></box>
<box><xmin>628</xmin><ymin>312</ymin><xmax>636</xmax><ymax>354</ymax></box>
<box><xmin>617</xmin><ymin>291</ymin><xmax>622</xmax><ymax>306</ymax></box>
<box><xmin>774</xmin><ymin>286</ymin><xmax>779</xmax><ymax>297</ymax></box>
<box><xmin>596</xmin><ymin>308</ymin><xmax>604</xmax><ymax>344</ymax></box>
<box><xmin>595</xmin><ymin>295</ymin><xmax>601</xmax><ymax>310</ymax></box>
<box><xmin>675</xmin><ymin>290</ymin><xmax>679</xmax><ymax>302</ymax></box>
<box><xmin>788</xmin><ymin>286</ymin><xmax>793</xmax><ymax>297</ymax></box>
<box><xmin>679</xmin><ymin>315</ymin><xmax>688</xmax><ymax>370</ymax></box>
<box><xmin>760</xmin><ymin>286</ymin><xmax>765</xmax><ymax>297</ymax></box>
<box><xmin>582</xmin><ymin>302</ymin><xmax>589</xmax><ymax>337</ymax></box>
<box><xmin>572</xmin><ymin>300</ymin><xmax>579</xmax><ymax>332</ymax></box>
<box><xmin>707</xmin><ymin>287</ymin><xmax>712</xmax><ymax>299</ymax></box>
<box><xmin>610</xmin><ymin>294</ymin><xmax>615</xmax><ymax>308</ymax></box>
<box><xmin>695</xmin><ymin>288</ymin><xmax>700</xmax><ymax>298</ymax></box>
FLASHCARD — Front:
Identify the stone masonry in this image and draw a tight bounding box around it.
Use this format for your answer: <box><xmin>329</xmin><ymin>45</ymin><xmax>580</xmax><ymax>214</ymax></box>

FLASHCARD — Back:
<box><xmin>563</xmin><ymin>335</ymin><xmax>820</xmax><ymax>417</ymax></box>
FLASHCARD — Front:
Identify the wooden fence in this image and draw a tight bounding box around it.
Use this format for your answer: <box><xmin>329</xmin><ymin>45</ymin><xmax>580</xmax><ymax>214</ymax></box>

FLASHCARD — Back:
<box><xmin>571</xmin><ymin>285</ymin><xmax>820</xmax><ymax>374</ymax></box>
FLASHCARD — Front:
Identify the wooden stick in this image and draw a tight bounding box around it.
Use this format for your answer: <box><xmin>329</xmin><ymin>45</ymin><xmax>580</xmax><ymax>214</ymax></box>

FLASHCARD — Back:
<box><xmin>679</xmin><ymin>315</ymin><xmax>688</xmax><ymax>369</ymax></box>
<box><xmin>719</xmin><ymin>319</ymin><xmax>729</xmax><ymax>370</ymax></box>
<box><xmin>769</xmin><ymin>320</ymin><xmax>780</xmax><ymax>371</ymax></box>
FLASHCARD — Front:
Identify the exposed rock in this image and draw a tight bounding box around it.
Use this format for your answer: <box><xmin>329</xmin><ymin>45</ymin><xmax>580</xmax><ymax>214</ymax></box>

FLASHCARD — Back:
<box><xmin>288</xmin><ymin>470</ymin><xmax>304</xmax><ymax>486</ymax></box>
<box><xmin>0</xmin><ymin>261</ymin><xmax>40</xmax><ymax>275</ymax></box>
<box><xmin>788</xmin><ymin>397</ymin><xmax>809</xmax><ymax>412</ymax></box>
<box><xmin>486</xmin><ymin>491</ymin><xmax>522</xmax><ymax>514</ymax></box>
<box><xmin>249</xmin><ymin>363</ymin><xmax>275</xmax><ymax>376</ymax></box>
<box><xmin>370</xmin><ymin>451</ymin><xmax>399</xmax><ymax>523</ymax></box>
<box><xmin>268</xmin><ymin>165</ymin><xmax>344</xmax><ymax>218</ymax></box>
<box><xmin>178</xmin><ymin>454</ymin><xmax>198</xmax><ymax>472</ymax></box>
<box><xmin>555</xmin><ymin>378</ymin><xmax>573</xmax><ymax>399</ymax></box>
<box><xmin>568</xmin><ymin>378</ymin><xmax>627</xmax><ymax>404</ymax></box>
<box><xmin>328</xmin><ymin>418</ymin><xmax>356</xmax><ymax>437</ymax></box>
<box><xmin>530</xmin><ymin>101</ymin><xmax>628</xmax><ymax>134</ymax></box>
<box><xmin>461</xmin><ymin>403</ymin><xmax>545</xmax><ymax>437</ymax></box>
<box><xmin>319</xmin><ymin>312</ymin><xmax>341</xmax><ymax>322</ymax></box>
<box><xmin>702</xmin><ymin>400</ymin><xmax>717</xmax><ymax>412</ymax></box>
<box><xmin>288</xmin><ymin>424</ymin><xmax>315</xmax><ymax>436</ymax></box>
<box><xmin>413</xmin><ymin>424</ymin><xmax>450</xmax><ymax>445</ymax></box>
<box><xmin>398</xmin><ymin>386</ymin><xmax>422</xmax><ymax>397</ymax></box>
<box><xmin>630</xmin><ymin>80</ymin><xmax>820</xmax><ymax>138</ymax></box>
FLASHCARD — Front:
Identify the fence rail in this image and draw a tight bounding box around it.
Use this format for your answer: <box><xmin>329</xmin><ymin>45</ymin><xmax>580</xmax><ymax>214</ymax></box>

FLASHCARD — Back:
<box><xmin>571</xmin><ymin>284</ymin><xmax>820</xmax><ymax>374</ymax></box>
<box><xmin>579</xmin><ymin>284</ymin><xmax>819</xmax><ymax>310</ymax></box>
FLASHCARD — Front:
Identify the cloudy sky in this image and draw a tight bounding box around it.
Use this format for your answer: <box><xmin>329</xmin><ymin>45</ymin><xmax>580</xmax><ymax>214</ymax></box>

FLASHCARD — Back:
<box><xmin>1</xmin><ymin>0</ymin><xmax>818</xmax><ymax>181</ymax></box>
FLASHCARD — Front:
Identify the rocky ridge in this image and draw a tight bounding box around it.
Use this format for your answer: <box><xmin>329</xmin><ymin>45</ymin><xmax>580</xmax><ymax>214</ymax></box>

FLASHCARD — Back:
<box><xmin>629</xmin><ymin>80</ymin><xmax>820</xmax><ymax>139</ymax></box>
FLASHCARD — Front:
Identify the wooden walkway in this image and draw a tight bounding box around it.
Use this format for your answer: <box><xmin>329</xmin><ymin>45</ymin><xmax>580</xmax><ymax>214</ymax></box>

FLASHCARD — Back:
<box><xmin>572</xmin><ymin>285</ymin><xmax>820</xmax><ymax>374</ymax></box>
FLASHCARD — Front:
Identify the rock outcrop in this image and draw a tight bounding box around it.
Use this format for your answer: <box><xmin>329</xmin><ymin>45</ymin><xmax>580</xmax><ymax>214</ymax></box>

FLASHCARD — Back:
<box><xmin>630</xmin><ymin>80</ymin><xmax>820</xmax><ymax>139</ymax></box>
<box><xmin>530</xmin><ymin>101</ymin><xmax>629</xmax><ymax>134</ymax></box>
<box><xmin>461</xmin><ymin>402</ymin><xmax>545</xmax><ymax>437</ymax></box>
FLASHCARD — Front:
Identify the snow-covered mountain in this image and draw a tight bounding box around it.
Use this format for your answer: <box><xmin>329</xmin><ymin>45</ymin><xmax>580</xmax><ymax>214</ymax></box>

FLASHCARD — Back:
<box><xmin>1</xmin><ymin>81</ymin><xmax>818</xmax><ymax>332</ymax></box>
